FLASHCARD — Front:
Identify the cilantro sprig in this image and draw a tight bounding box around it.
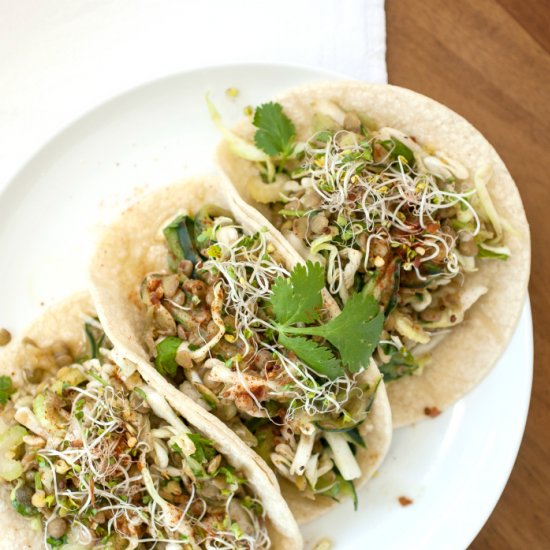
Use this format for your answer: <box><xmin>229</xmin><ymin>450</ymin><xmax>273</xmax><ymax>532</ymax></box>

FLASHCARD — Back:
<box><xmin>253</xmin><ymin>102</ymin><xmax>296</xmax><ymax>159</ymax></box>
<box><xmin>270</xmin><ymin>262</ymin><xmax>384</xmax><ymax>379</ymax></box>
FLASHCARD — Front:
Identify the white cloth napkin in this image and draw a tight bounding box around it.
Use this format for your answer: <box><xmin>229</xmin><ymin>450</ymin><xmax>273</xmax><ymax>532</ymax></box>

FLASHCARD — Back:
<box><xmin>0</xmin><ymin>0</ymin><xmax>386</xmax><ymax>186</ymax></box>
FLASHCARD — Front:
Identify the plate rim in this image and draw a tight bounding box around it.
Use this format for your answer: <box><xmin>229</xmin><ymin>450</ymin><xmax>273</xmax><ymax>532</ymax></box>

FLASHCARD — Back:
<box><xmin>0</xmin><ymin>61</ymin><xmax>534</xmax><ymax>549</ymax></box>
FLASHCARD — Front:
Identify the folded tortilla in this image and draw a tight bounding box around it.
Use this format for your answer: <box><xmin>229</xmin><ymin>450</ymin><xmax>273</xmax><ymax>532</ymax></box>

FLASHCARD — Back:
<box><xmin>89</xmin><ymin>176</ymin><xmax>392</xmax><ymax>523</ymax></box>
<box><xmin>0</xmin><ymin>292</ymin><xmax>302</xmax><ymax>549</ymax></box>
<box><xmin>215</xmin><ymin>82</ymin><xmax>531</xmax><ymax>427</ymax></box>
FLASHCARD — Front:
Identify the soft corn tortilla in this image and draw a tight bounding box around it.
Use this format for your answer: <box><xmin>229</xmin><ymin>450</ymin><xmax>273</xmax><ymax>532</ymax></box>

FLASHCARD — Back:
<box><xmin>215</xmin><ymin>81</ymin><xmax>531</xmax><ymax>427</ymax></box>
<box><xmin>0</xmin><ymin>292</ymin><xmax>302</xmax><ymax>549</ymax></box>
<box><xmin>0</xmin><ymin>294</ymin><xmax>94</xmax><ymax>550</ymax></box>
<box><xmin>89</xmin><ymin>176</ymin><xmax>392</xmax><ymax>523</ymax></box>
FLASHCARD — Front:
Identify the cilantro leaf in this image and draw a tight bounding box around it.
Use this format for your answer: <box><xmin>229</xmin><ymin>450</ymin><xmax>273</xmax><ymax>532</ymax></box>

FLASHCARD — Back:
<box><xmin>270</xmin><ymin>261</ymin><xmax>325</xmax><ymax>325</ymax></box>
<box><xmin>278</xmin><ymin>333</ymin><xmax>343</xmax><ymax>380</ymax></box>
<box><xmin>0</xmin><ymin>376</ymin><xmax>15</xmax><ymax>405</ymax></box>
<box><xmin>270</xmin><ymin>276</ymin><xmax>294</xmax><ymax>324</ymax></box>
<box><xmin>272</xmin><ymin>262</ymin><xmax>383</xmax><ymax>377</ymax></box>
<box><xmin>253</xmin><ymin>102</ymin><xmax>296</xmax><ymax>157</ymax></box>
<box><xmin>316</xmin><ymin>293</ymin><xmax>384</xmax><ymax>372</ymax></box>
<box><xmin>283</xmin><ymin>293</ymin><xmax>384</xmax><ymax>373</ymax></box>
<box><xmin>155</xmin><ymin>336</ymin><xmax>182</xmax><ymax>378</ymax></box>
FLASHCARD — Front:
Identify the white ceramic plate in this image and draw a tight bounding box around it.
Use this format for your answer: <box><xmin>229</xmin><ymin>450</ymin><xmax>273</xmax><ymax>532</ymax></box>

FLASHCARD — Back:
<box><xmin>0</xmin><ymin>64</ymin><xmax>532</xmax><ymax>549</ymax></box>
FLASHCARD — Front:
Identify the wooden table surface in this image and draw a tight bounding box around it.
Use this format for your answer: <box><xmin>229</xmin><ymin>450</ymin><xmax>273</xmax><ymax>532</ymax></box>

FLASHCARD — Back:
<box><xmin>386</xmin><ymin>0</ymin><xmax>549</xmax><ymax>547</ymax></box>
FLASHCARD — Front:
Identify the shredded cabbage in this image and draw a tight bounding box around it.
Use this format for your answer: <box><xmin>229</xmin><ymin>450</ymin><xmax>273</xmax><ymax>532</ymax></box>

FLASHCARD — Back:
<box><xmin>474</xmin><ymin>165</ymin><xmax>504</xmax><ymax>243</ymax></box>
<box><xmin>206</xmin><ymin>94</ymin><xmax>269</xmax><ymax>163</ymax></box>
<box><xmin>247</xmin><ymin>174</ymin><xmax>289</xmax><ymax>204</ymax></box>
<box><xmin>393</xmin><ymin>312</ymin><xmax>430</xmax><ymax>344</ymax></box>
<box><xmin>323</xmin><ymin>432</ymin><xmax>361</xmax><ymax>481</ymax></box>
<box><xmin>478</xmin><ymin>243</ymin><xmax>511</xmax><ymax>260</ymax></box>
<box><xmin>0</xmin><ymin>426</ymin><xmax>26</xmax><ymax>481</ymax></box>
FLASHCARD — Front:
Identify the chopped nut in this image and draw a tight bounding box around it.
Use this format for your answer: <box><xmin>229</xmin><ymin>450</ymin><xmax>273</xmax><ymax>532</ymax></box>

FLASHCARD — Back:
<box><xmin>398</xmin><ymin>496</ymin><xmax>413</xmax><ymax>506</ymax></box>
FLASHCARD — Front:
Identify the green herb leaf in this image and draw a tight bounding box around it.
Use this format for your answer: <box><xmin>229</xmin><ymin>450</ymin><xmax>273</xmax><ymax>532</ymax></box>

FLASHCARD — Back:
<box><xmin>154</xmin><ymin>336</ymin><xmax>182</xmax><ymax>378</ymax></box>
<box><xmin>285</xmin><ymin>293</ymin><xmax>383</xmax><ymax>373</ymax></box>
<box><xmin>270</xmin><ymin>261</ymin><xmax>325</xmax><ymax>325</ymax></box>
<box><xmin>0</xmin><ymin>376</ymin><xmax>15</xmax><ymax>405</ymax></box>
<box><xmin>278</xmin><ymin>333</ymin><xmax>342</xmax><ymax>380</ymax></box>
<box><xmin>317</xmin><ymin>294</ymin><xmax>383</xmax><ymax>372</ymax></box>
<box><xmin>253</xmin><ymin>102</ymin><xmax>296</xmax><ymax>157</ymax></box>
<box><xmin>272</xmin><ymin>263</ymin><xmax>383</xmax><ymax>375</ymax></box>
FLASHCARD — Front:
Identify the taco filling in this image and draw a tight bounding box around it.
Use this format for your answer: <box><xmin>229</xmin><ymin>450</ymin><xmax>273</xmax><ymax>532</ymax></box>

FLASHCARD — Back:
<box><xmin>211</xmin><ymin>98</ymin><xmax>511</xmax><ymax>381</ymax></box>
<box><xmin>139</xmin><ymin>207</ymin><xmax>385</xmax><ymax>506</ymax></box>
<box><xmin>0</xmin><ymin>321</ymin><xmax>270</xmax><ymax>549</ymax></box>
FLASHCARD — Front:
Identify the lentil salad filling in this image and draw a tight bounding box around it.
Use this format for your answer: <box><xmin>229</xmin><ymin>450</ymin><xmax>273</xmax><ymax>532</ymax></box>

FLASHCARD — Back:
<box><xmin>0</xmin><ymin>321</ymin><xmax>270</xmax><ymax>549</ymax></box>
<box><xmin>140</xmin><ymin>206</ymin><xmax>385</xmax><ymax>505</ymax></box>
<box><xmin>212</xmin><ymin>97</ymin><xmax>511</xmax><ymax>382</ymax></box>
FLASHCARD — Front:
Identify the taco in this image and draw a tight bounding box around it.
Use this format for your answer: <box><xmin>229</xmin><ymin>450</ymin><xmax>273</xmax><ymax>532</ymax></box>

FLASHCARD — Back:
<box><xmin>0</xmin><ymin>292</ymin><xmax>301</xmax><ymax>549</ymax></box>
<box><xmin>90</xmin><ymin>177</ymin><xmax>392</xmax><ymax>523</ymax></box>
<box><xmin>213</xmin><ymin>82</ymin><xmax>531</xmax><ymax>426</ymax></box>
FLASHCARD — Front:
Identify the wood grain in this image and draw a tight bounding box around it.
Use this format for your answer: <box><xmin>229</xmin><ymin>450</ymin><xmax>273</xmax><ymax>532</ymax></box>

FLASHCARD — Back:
<box><xmin>386</xmin><ymin>0</ymin><xmax>549</xmax><ymax>547</ymax></box>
